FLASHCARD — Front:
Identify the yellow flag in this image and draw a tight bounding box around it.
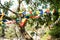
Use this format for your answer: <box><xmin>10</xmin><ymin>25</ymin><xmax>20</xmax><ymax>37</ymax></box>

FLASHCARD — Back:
<box><xmin>0</xmin><ymin>27</ymin><xmax>2</xmax><ymax>30</ymax></box>
<box><xmin>0</xmin><ymin>21</ymin><xmax>2</xmax><ymax>25</ymax></box>
<box><xmin>22</xmin><ymin>18</ymin><xmax>27</xmax><ymax>22</ymax></box>
<box><xmin>36</xmin><ymin>10</ymin><xmax>40</xmax><ymax>15</ymax></box>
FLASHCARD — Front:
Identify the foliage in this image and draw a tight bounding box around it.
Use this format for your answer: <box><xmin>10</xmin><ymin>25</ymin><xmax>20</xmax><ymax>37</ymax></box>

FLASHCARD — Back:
<box><xmin>1</xmin><ymin>1</ymin><xmax>13</xmax><ymax>15</ymax></box>
<box><xmin>48</xmin><ymin>0</ymin><xmax>60</xmax><ymax>9</ymax></box>
<box><xmin>49</xmin><ymin>21</ymin><xmax>60</xmax><ymax>38</ymax></box>
<box><xmin>25</xmin><ymin>0</ymin><xmax>30</xmax><ymax>4</ymax></box>
<box><xmin>0</xmin><ymin>0</ymin><xmax>60</xmax><ymax>39</ymax></box>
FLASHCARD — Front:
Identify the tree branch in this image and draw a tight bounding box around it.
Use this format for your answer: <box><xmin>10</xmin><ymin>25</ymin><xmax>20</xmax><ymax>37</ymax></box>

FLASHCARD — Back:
<box><xmin>49</xmin><ymin>18</ymin><xmax>60</xmax><ymax>29</ymax></box>
<box><xmin>0</xmin><ymin>3</ymin><xmax>19</xmax><ymax>17</ymax></box>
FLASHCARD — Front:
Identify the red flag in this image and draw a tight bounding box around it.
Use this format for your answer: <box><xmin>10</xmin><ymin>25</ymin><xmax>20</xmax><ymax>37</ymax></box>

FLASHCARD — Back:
<box><xmin>19</xmin><ymin>18</ymin><xmax>27</xmax><ymax>28</ymax></box>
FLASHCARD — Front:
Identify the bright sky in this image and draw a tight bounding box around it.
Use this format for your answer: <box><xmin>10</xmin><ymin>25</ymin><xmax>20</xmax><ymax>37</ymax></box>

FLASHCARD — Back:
<box><xmin>1</xmin><ymin>0</ymin><xmax>19</xmax><ymax>10</ymax></box>
<box><xmin>1</xmin><ymin>0</ymin><xmax>19</xmax><ymax>16</ymax></box>
<box><xmin>1</xmin><ymin>0</ymin><xmax>27</xmax><ymax>12</ymax></box>
<box><xmin>1</xmin><ymin>0</ymin><xmax>50</xmax><ymax>16</ymax></box>
<box><xmin>1</xmin><ymin>0</ymin><xmax>28</xmax><ymax>16</ymax></box>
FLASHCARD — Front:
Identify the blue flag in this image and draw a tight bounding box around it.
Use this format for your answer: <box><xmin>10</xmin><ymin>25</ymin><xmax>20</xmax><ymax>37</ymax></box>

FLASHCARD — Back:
<box><xmin>40</xmin><ymin>10</ymin><xmax>43</xmax><ymax>15</ymax></box>
<box><xmin>2</xmin><ymin>20</ymin><xmax>7</xmax><ymax>22</ymax></box>
<box><xmin>22</xmin><ymin>11</ymin><xmax>26</xmax><ymax>15</ymax></box>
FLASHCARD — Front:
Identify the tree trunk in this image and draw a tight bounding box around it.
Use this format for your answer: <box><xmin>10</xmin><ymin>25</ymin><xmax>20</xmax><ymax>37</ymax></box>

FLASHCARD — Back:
<box><xmin>20</xmin><ymin>27</ymin><xmax>33</xmax><ymax>40</ymax></box>
<box><xmin>17</xmin><ymin>0</ymin><xmax>22</xmax><ymax>12</ymax></box>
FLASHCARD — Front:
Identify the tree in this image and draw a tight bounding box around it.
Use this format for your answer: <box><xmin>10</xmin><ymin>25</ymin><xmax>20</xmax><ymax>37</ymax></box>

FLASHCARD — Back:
<box><xmin>0</xmin><ymin>0</ymin><xmax>60</xmax><ymax>40</ymax></box>
<box><xmin>0</xmin><ymin>0</ymin><xmax>33</xmax><ymax>40</ymax></box>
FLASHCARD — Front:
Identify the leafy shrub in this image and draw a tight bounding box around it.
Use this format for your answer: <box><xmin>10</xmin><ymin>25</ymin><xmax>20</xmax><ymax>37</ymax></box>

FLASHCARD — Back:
<box><xmin>49</xmin><ymin>21</ymin><xmax>60</xmax><ymax>38</ymax></box>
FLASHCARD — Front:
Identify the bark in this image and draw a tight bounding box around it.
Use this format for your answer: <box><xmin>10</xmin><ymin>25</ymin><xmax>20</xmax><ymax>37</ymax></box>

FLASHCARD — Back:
<box><xmin>20</xmin><ymin>27</ymin><xmax>33</xmax><ymax>40</ymax></box>
<box><xmin>17</xmin><ymin>0</ymin><xmax>22</xmax><ymax>12</ymax></box>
